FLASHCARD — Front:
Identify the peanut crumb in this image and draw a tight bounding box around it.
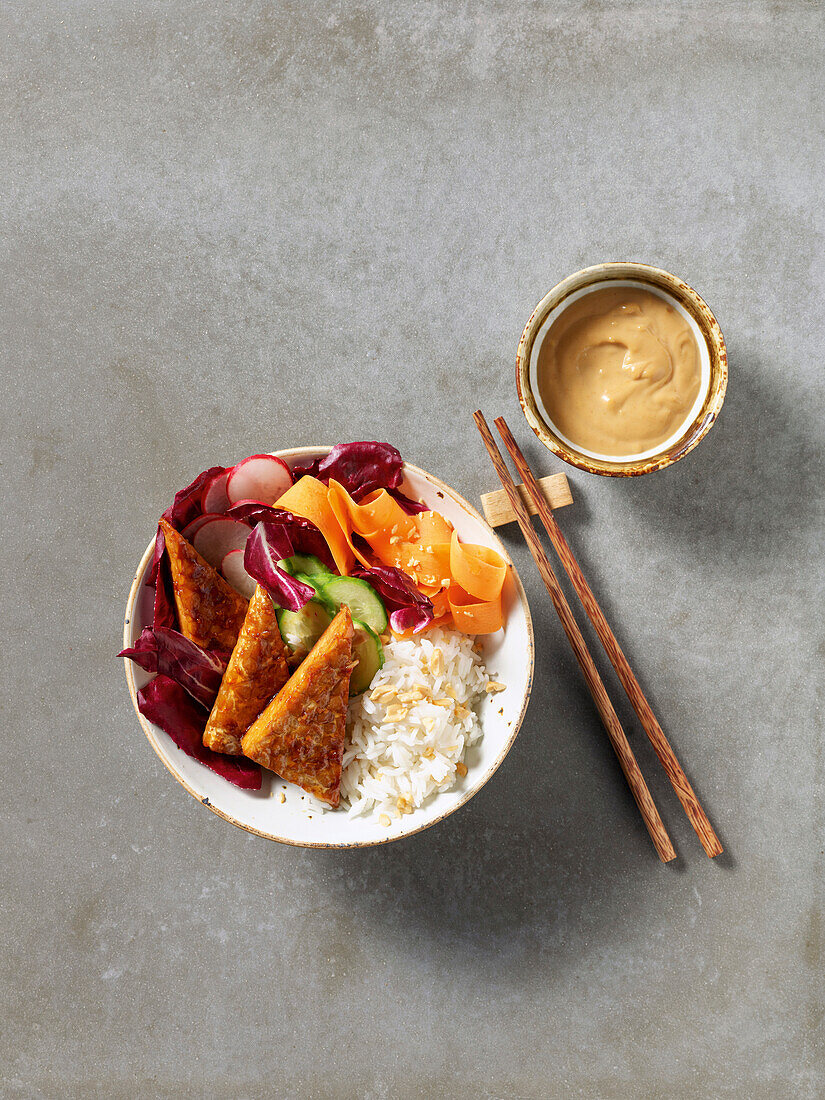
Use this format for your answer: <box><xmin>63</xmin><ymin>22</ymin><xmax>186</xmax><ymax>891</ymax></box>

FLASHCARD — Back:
<box><xmin>384</xmin><ymin>704</ymin><xmax>409</xmax><ymax>722</ymax></box>
<box><xmin>278</xmin><ymin>791</ymin><xmax>286</xmax><ymax>803</ymax></box>
<box><xmin>454</xmin><ymin>704</ymin><xmax>471</xmax><ymax>721</ymax></box>
<box><xmin>455</xmin><ymin>761</ymin><xmax>468</xmax><ymax>777</ymax></box>
<box><xmin>378</xmin><ymin>813</ymin><xmax>392</xmax><ymax>827</ymax></box>
<box><xmin>422</xmin><ymin>747</ymin><xmax>436</xmax><ymax>760</ymax></box>
<box><xmin>485</xmin><ymin>680</ymin><xmax>506</xmax><ymax>694</ymax></box>
<box><xmin>396</xmin><ymin>796</ymin><xmax>413</xmax><ymax>814</ymax></box>
<box><xmin>399</xmin><ymin>688</ymin><xmax>426</xmax><ymax>704</ymax></box>
<box><xmin>430</xmin><ymin>648</ymin><xmax>444</xmax><ymax>675</ymax></box>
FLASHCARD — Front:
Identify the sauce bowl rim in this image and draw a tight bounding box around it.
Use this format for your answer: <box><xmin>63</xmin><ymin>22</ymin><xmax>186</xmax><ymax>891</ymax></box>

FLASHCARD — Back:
<box><xmin>515</xmin><ymin>262</ymin><xmax>728</xmax><ymax>477</ymax></box>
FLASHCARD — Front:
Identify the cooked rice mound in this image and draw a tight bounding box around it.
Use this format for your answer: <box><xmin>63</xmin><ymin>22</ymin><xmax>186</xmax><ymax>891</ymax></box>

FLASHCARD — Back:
<box><xmin>340</xmin><ymin>627</ymin><xmax>487</xmax><ymax>818</ymax></box>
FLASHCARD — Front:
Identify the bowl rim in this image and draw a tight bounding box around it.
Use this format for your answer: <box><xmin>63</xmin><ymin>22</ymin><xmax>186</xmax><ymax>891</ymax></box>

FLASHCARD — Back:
<box><xmin>516</xmin><ymin>262</ymin><xmax>728</xmax><ymax>477</ymax></box>
<box><xmin>122</xmin><ymin>446</ymin><xmax>535</xmax><ymax>848</ymax></box>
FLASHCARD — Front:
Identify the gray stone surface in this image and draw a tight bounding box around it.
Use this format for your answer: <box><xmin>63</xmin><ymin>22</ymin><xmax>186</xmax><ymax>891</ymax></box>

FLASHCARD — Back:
<box><xmin>1</xmin><ymin>1</ymin><xmax>823</xmax><ymax>1096</ymax></box>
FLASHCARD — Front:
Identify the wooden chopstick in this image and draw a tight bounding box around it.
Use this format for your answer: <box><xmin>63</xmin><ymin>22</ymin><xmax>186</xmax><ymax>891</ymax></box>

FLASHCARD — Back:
<box><xmin>474</xmin><ymin>411</ymin><xmax>676</xmax><ymax>863</ymax></box>
<box><xmin>493</xmin><ymin>416</ymin><xmax>723</xmax><ymax>860</ymax></box>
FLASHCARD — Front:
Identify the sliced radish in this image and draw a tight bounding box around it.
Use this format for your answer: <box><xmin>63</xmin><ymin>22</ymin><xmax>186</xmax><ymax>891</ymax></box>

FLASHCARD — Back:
<box><xmin>226</xmin><ymin>454</ymin><xmax>292</xmax><ymax>507</ymax></box>
<box><xmin>203</xmin><ymin>470</ymin><xmax>232</xmax><ymax>514</ymax></box>
<box><xmin>221</xmin><ymin>549</ymin><xmax>258</xmax><ymax>599</ymax></box>
<box><xmin>181</xmin><ymin>512</ymin><xmax>227</xmax><ymax>542</ymax></box>
<box><xmin>192</xmin><ymin>517</ymin><xmax>251</xmax><ymax>568</ymax></box>
<box><xmin>228</xmin><ymin>497</ymin><xmax>275</xmax><ymax>509</ymax></box>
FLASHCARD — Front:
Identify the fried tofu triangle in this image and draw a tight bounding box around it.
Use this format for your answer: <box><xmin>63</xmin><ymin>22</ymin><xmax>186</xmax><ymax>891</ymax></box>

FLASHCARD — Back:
<box><xmin>203</xmin><ymin>585</ymin><xmax>290</xmax><ymax>756</ymax></box>
<box><xmin>241</xmin><ymin>606</ymin><xmax>355</xmax><ymax>807</ymax></box>
<box><xmin>158</xmin><ymin>518</ymin><xmax>248</xmax><ymax>651</ymax></box>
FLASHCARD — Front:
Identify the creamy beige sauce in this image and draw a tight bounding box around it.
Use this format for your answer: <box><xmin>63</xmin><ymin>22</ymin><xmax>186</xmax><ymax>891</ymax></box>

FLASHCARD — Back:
<box><xmin>536</xmin><ymin>286</ymin><xmax>702</xmax><ymax>457</ymax></box>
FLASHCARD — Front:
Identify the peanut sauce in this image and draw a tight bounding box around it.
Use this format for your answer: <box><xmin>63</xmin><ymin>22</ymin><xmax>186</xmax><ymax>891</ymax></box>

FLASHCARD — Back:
<box><xmin>536</xmin><ymin>286</ymin><xmax>702</xmax><ymax>457</ymax></box>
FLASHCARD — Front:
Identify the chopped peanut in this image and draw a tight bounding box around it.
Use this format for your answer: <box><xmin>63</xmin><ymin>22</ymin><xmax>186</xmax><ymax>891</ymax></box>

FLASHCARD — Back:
<box><xmin>378</xmin><ymin>814</ymin><xmax>392</xmax><ymax>827</ymax></box>
<box><xmin>399</xmin><ymin>688</ymin><xmax>426</xmax><ymax>704</ymax></box>
<box><xmin>384</xmin><ymin>704</ymin><xmax>408</xmax><ymax>722</ymax></box>
<box><xmin>430</xmin><ymin>648</ymin><xmax>444</xmax><ymax>675</ymax></box>
<box><xmin>485</xmin><ymin>680</ymin><xmax>506</xmax><ymax>694</ymax></box>
<box><xmin>370</xmin><ymin>684</ymin><xmax>396</xmax><ymax>702</ymax></box>
<box><xmin>455</xmin><ymin>762</ymin><xmax>468</xmax><ymax>777</ymax></box>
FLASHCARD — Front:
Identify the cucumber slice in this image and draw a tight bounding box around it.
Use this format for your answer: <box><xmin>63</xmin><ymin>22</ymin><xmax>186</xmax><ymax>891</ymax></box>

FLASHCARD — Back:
<box><xmin>276</xmin><ymin>600</ymin><xmax>332</xmax><ymax>655</ymax></box>
<box><xmin>293</xmin><ymin>573</ymin><xmax>337</xmax><ymax>615</ymax></box>
<box><xmin>350</xmin><ymin>620</ymin><xmax>384</xmax><ymax>696</ymax></box>
<box><xmin>319</xmin><ymin>576</ymin><xmax>388</xmax><ymax>634</ymax></box>
<box><xmin>279</xmin><ymin>554</ymin><xmax>333</xmax><ymax>578</ymax></box>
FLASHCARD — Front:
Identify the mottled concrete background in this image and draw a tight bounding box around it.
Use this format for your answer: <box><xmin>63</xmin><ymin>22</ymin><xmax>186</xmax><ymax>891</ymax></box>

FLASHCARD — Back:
<box><xmin>1</xmin><ymin>2</ymin><xmax>823</xmax><ymax>1097</ymax></box>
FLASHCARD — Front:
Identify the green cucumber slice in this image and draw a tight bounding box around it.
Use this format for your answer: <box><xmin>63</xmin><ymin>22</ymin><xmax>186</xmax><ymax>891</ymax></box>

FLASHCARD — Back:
<box><xmin>293</xmin><ymin>573</ymin><xmax>337</xmax><ymax>615</ymax></box>
<box><xmin>350</xmin><ymin>620</ymin><xmax>384</xmax><ymax>696</ymax></box>
<box><xmin>279</xmin><ymin>554</ymin><xmax>333</xmax><ymax>578</ymax></box>
<box><xmin>319</xmin><ymin>576</ymin><xmax>388</xmax><ymax>634</ymax></box>
<box><xmin>276</xmin><ymin>600</ymin><xmax>332</xmax><ymax>655</ymax></box>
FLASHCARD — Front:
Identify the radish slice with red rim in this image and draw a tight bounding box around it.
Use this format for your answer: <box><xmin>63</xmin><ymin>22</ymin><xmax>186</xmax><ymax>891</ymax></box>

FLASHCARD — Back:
<box><xmin>203</xmin><ymin>470</ymin><xmax>232</xmax><ymax>514</ymax></box>
<box><xmin>221</xmin><ymin>549</ymin><xmax>258</xmax><ymax>599</ymax></box>
<box><xmin>192</xmin><ymin>517</ymin><xmax>251</xmax><ymax>568</ymax></box>
<box><xmin>226</xmin><ymin>455</ymin><xmax>292</xmax><ymax>507</ymax></box>
<box><xmin>181</xmin><ymin>512</ymin><xmax>228</xmax><ymax>542</ymax></box>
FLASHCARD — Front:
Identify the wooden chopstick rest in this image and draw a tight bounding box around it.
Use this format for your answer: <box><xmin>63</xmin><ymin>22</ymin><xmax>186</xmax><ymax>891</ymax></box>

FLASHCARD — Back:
<box><xmin>481</xmin><ymin>472</ymin><xmax>572</xmax><ymax>528</ymax></box>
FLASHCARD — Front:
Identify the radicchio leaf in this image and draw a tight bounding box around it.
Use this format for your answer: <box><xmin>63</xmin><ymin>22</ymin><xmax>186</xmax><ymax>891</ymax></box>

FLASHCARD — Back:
<box><xmin>136</xmin><ymin>675</ymin><xmax>262</xmax><ymax>789</ymax></box>
<box><xmin>120</xmin><ymin>628</ymin><xmax>229</xmax><ymax>709</ymax></box>
<box><xmin>151</xmin><ymin>549</ymin><xmax>177</xmax><ymax>629</ymax></box>
<box><xmin>353</xmin><ymin>565</ymin><xmax>434</xmax><ymax>634</ymax></box>
<box><xmin>388</xmin><ymin>487</ymin><xmax>428</xmax><ymax>515</ymax></box>
<box><xmin>146</xmin><ymin>523</ymin><xmax>166</xmax><ymax>587</ymax></box>
<box><xmin>226</xmin><ymin>504</ymin><xmax>336</xmax><ymax>570</ymax></box>
<box><xmin>292</xmin><ymin>442</ymin><xmax>404</xmax><ymax>499</ymax></box>
<box><xmin>244</xmin><ymin>522</ymin><xmax>316</xmax><ymax>611</ymax></box>
<box><xmin>162</xmin><ymin>465</ymin><xmax>227</xmax><ymax>531</ymax></box>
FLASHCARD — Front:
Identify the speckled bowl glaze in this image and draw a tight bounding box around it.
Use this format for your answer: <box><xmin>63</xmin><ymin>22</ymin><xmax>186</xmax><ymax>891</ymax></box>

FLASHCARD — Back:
<box><xmin>123</xmin><ymin>448</ymin><xmax>534</xmax><ymax>848</ymax></box>
<box><xmin>516</xmin><ymin>263</ymin><xmax>728</xmax><ymax>476</ymax></box>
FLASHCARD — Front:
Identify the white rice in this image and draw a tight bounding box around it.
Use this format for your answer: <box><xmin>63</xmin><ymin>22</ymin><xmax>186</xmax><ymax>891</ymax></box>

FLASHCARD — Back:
<box><xmin>339</xmin><ymin>627</ymin><xmax>488</xmax><ymax>818</ymax></box>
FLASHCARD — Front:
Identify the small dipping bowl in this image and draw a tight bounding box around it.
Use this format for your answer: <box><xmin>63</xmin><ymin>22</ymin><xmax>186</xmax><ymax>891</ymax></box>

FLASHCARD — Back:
<box><xmin>516</xmin><ymin>263</ymin><xmax>728</xmax><ymax>476</ymax></box>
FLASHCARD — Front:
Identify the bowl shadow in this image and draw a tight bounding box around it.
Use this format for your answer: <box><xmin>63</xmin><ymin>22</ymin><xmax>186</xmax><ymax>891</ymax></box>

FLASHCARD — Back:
<box><xmin>317</xmin><ymin>622</ymin><xmax>668</xmax><ymax>978</ymax></box>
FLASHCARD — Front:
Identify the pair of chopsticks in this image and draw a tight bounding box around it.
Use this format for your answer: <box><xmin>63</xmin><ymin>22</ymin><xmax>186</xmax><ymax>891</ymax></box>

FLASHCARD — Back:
<box><xmin>474</xmin><ymin>411</ymin><xmax>722</xmax><ymax>863</ymax></box>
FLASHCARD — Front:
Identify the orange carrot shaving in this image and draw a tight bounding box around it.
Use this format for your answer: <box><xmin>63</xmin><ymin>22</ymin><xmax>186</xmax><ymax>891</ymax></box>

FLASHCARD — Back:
<box><xmin>278</xmin><ymin>476</ymin><xmax>508</xmax><ymax>635</ymax></box>
<box><xmin>276</xmin><ymin>476</ymin><xmax>354</xmax><ymax>576</ymax></box>
<box><xmin>448</xmin><ymin>528</ymin><xmax>507</xmax><ymax>602</ymax></box>
<box><xmin>448</xmin><ymin>584</ymin><xmax>504</xmax><ymax>635</ymax></box>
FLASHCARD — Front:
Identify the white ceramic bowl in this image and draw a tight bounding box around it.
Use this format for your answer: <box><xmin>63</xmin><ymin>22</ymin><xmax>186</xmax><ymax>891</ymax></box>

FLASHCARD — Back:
<box><xmin>122</xmin><ymin>448</ymin><xmax>534</xmax><ymax>848</ymax></box>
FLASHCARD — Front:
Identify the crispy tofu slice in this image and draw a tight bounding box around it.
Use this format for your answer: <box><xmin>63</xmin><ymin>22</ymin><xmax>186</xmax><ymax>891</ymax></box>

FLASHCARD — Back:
<box><xmin>241</xmin><ymin>606</ymin><xmax>355</xmax><ymax>807</ymax></box>
<box><xmin>158</xmin><ymin>518</ymin><xmax>248</xmax><ymax>651</ymax></box>
<box><xmin>203</xmin><ymin>585</ymin><xmax>290</xmax><ymax>756</ymax></box>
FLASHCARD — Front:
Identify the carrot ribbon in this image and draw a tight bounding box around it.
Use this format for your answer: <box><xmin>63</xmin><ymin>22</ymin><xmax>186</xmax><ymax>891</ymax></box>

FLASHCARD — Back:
<box><xmin>277</xmin><ymin>475</ymin><xmax>507</xmax><ymax>634</ymax></box>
